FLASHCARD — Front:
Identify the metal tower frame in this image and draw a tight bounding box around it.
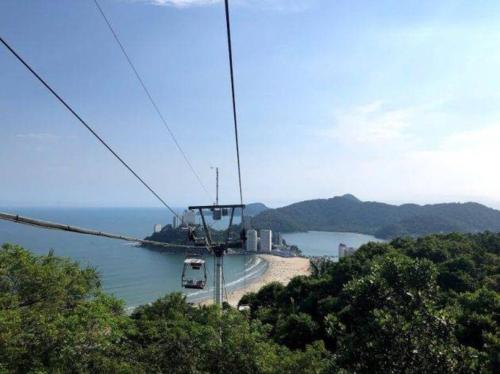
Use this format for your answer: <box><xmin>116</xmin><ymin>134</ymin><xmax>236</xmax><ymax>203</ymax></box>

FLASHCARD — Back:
<box><xmin>188</xmin><ymin>204</ymin><xmax>245</xmax><ymax>306</ymax></box>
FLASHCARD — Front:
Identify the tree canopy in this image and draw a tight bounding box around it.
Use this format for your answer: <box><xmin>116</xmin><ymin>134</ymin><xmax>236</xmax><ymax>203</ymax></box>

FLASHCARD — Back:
<box><xmin>0</xmin><ymin>243</ymin><xmax>331</xmax><ymax>373</ymax></box>
<box><xmin>241</xmin><ymin>232</ymin><xmax>500</xmax><ymax>373</ymax></box>
<box><xmin>1</xmin><ymin>232</ymin><xmax>499</xmax><ymax>372</ymax></box>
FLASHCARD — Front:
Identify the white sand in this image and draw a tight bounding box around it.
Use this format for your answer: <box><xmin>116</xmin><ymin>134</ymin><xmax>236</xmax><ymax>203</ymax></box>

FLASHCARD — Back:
<box><xmin>224</xmin><ymin>255</ymin><xmax>311</xmax><ymax>307</ymax></box>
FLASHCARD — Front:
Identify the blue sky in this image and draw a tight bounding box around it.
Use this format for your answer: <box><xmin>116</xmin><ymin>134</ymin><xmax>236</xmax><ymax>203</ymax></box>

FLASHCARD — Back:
<box><xmin>2</xmin><ymin>0</ymin><xmax>500</xmax><ymax>208</ymax></box>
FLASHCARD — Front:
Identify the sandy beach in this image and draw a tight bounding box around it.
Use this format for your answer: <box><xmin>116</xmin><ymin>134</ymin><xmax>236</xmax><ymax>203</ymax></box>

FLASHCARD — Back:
<box><xmin>224</xmin><ymin>255</ymin><xmax>311</xmax><ymax>307</ymax></box>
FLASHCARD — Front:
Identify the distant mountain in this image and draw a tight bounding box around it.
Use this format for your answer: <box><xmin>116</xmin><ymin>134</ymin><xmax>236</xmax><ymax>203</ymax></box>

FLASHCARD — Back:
<box><xmin>242</xmin><ymin>202</ymin><xmax>269</xmax><ymax>217</ymax></box>
<box><xmin>250</xmin><ymin>194</ymin><xmax>500</xmax><ymax>239</ymax></box>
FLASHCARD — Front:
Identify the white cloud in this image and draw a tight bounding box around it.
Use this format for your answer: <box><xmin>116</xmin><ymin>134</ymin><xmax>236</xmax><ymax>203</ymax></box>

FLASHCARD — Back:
<box><xmin>401</xmin><ymin>124</ymin><xmax>500</xmax><ymax>198</ymax></box>
<box><xmin>316</xmin><ymin>100</ymin><xmax>500</xmax><ymax>204</ymax></box>
<box><xmin>324</xmin><ymin>101</ymin><xmax>416</xmax><ymax>146</ymax></box>
<box><xmin>374</xmin><ymin>124</ymin><xmax>500</xmax><ymax>202</ymax></box>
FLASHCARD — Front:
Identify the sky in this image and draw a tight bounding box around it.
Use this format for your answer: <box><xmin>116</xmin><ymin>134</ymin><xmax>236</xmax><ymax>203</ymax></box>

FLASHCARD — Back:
<box><xmin>2</xmin><ymin>0</ymin><xmax>500</xmax><ymax>208</ymax></box>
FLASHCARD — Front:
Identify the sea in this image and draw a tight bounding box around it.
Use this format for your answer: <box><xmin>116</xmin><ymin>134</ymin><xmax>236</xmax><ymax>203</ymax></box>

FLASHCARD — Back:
<box><xmin>0</xmin><ymin>207</ymin><xmax>380</xmax><ymax>308</ymax></box>
<box><xmin>282</xmin><ymin>231</ymin><xmax>383</xmax><ymax>257</ymax></box>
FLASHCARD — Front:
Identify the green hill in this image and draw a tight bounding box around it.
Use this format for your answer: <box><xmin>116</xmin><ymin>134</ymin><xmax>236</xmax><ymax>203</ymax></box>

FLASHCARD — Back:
<box><xmin>251</xmin><ymin>195</ymin><xmax>500</xmax><ymax>238</ymax></box>
<box><xmin>241</xmin><ymin>202</ymin><xmax>269</xmax><ymax>217</ymax></box>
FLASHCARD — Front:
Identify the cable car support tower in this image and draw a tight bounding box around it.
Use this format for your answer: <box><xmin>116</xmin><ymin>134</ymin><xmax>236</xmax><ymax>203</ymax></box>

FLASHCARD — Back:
<box><xmin>187</xmin><ymin>203</ymin><xmax>245</xmax><ymax>306</ymax></box>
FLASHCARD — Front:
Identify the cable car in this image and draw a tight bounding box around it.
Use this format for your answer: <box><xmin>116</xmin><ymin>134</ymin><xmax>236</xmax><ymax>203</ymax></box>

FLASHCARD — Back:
<box><xmin>181</xmin><ymin>256</ymin><xmax>207</xmax><ymax>289</ymax></box>
<box><xmin>212</xmin><ymin>208</ymin><xmax>222</xmax><ymax>220</ymax></box>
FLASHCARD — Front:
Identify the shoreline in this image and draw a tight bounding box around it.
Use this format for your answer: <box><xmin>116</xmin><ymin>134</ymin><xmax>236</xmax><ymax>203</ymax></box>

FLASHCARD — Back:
<box><xmin>224</xmin><ymin>254</ymin><xmax>311</xmax><ymax>307</ymax></box>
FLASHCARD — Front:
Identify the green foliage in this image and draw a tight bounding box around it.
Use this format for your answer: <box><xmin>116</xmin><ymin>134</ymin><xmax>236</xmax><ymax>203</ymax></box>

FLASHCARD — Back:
<box><xmin>245</xmin><ymin>232</ymin><xmax>500</xmax><ymax>373</ymax></box>
<box><xmin>0</xmin><ymin>244</ymin><xmax>331</xmax><ymax>373</ymax></box>
<box><xmin>455</xmin><ymin>287</ymin><xmax>500</xmax><ymax>370</ymax></box>
<box><xmin>1</xmin><ymin>232</ymin><xmax>499</xmax><ymax>373</ymax></box>
<box><xmin>241</xmin><ymin>202</ymin><xmax>269</xmax><ymax>217</ymax></box>
<box><xmin>0</xmin><ymin>243</ymin><xmax>131</xmax><ymax>373</ymax></box>
<box><xmin>107</xmin><ymin>293</ymin><xmax>332</xmax><ymax>373</ymax></box>
<box><xmin>275</xmin><ymin>313</ymin><xmax>319</xmax><ymax>349</ymax></box>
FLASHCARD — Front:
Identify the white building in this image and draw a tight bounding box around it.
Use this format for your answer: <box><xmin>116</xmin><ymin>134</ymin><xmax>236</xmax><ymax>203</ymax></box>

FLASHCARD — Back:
<box><xmin>172</xmin><ymin>216</ymin><xmax>178</xmax><ymax>229</ymax></box>
<box><xmin>246</xmin><ymin>229</ymin><xmax>258</xmax><ymax>251</ymax></box>
<box><xmin>260</xmin><ymin>229</ymin><xmax>272</xmax><ymax>252</ymax></box>
<box><xmin>183</xmin><ymin>210</ymin><xmax>196</xmax><ymax>225</ymax></box>
<box><xmin>154</xmin><ymin>224</ymin><xmax>162</xmax><ymax>233</ymax></box>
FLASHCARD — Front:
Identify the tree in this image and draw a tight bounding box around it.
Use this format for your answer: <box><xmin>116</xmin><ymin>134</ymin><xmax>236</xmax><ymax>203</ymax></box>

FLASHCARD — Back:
<box><xmin>0</xmin><ymin>244</ymin><xmax>331</xmax><ymax>373</ymax></box>
<box><xmin>333</xmin><ymin>254</ymin><xmax>470</xmax><ymax>373</ymax></box>
<box><xmin>0</xmin><ymin>244</ymin><xmax>132</xmax><ymax>372</ymax></box>
<box><xmin>127</xmin><ymin>293</ymin><xmax>330</xmax><ymax>373</ymax></box>
<box><xmin>455</xmin><ymin>287</ymin><xmax>500</xmax><ymax>371</ymax></box>
<box><xmin>245</xmin><ymin>232</ymin><xmax>500</xmax><ymax>372</ymax></box>
<box><xmin>2</xmin><ymin>230</ymin><xmax>499</xmax><ymax>373</ymax></box>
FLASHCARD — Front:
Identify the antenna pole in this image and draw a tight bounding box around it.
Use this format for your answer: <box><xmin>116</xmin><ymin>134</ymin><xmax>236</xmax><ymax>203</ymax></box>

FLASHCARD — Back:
<box><xmin>216</xmin><ymin>167</ymin><xmax>219</xmax><ymax>205</ymax></box>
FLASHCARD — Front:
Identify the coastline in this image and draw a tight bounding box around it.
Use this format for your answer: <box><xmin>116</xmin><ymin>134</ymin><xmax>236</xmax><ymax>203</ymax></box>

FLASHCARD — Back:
<box><xmin>224</xmin><ymin>254</ymin><xmax>311</xmax><ymax>307</ymax></box>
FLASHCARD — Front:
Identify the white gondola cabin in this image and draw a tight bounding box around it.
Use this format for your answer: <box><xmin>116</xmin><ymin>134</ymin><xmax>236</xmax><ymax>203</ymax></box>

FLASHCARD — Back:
<box><xmin>181</xmin><ymin>257</ymin><xmax>207</xmax><ymax>290</ymax></box>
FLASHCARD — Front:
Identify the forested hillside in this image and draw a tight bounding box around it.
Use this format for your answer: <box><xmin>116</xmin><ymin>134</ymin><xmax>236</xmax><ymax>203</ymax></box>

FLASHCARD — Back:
<box><xmin>1</xmin><ymin>232</ymin><xmax>499</xmax><ymax>372</ymax></box>
<box><xmin>242</xmin><ymin>202</ymin><xmax>269</xmax><ymax>217</ymax></box>
<box><xmin>241</xmin><ymin>232</ymin><xmax>500</xmax><ymax>372</ymax></box>
<box><xmin>251</xmin><ymin>194</ymin><xmax>500</xmax><ymax>238</ymax></box>
<box><xmin>0</xmin><ymin>244</ymin><xmax>326</xmax><ymax>373</ymax></box>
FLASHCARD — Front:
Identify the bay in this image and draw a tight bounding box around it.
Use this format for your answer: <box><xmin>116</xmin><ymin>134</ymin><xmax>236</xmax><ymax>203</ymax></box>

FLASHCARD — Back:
<box><xmin>0</xmin><ymin>208</ymin><xmax>381</xmax><ymax>308</ymax></box>
<box><xmin>282</xmin><ymin>231</ymin><xmax>382</xmax><ymax>257</ymax></box>
<box><xmin>0</xmin><ymin>207</ymin><xmax>262</xmax><ymax>309</ymax></box>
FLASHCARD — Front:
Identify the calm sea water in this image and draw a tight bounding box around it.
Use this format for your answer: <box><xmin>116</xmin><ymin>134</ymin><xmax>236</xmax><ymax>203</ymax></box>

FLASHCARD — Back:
<box><xmin>282</xmin><ymin>231</ymin><xmax>382</xmax><ymax>257</ymax></box>
<box><xmin>0</xmin><ymin>208</ymin><xmax>379</xmax><ymax>307</ymax></box>
<box><xmin>0</xmin><ymin>207</ymin><xmax>262</xmax><ymax>308</ymax></box>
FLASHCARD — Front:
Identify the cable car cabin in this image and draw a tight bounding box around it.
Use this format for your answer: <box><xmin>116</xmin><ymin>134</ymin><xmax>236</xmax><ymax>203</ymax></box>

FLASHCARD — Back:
<box><xmin>212</xmin><ymin>208</ymin><xmax>222</xmax><ymax>220</ymax></box>
<box><xmin>181</xmin><ymin>257</ymin><xmax>207</xmax><ymax>290</ymax></box>
<box><xmin>187</xmin><ymin>258</ymin><xmax>204</xmax><ymax>270</ymax></box>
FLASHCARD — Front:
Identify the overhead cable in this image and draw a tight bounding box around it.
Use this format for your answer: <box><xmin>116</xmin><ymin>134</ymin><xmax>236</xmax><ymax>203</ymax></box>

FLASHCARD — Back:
<box><xmin>0</xmin><ymin>36</ymin><xmax>180</xmax><ymax>219</ymax></box>
<box><xmin>93</xmin><ymin>0</ymin><xmax>212</xmax><ymax>201</ymax></box>
<box><xmin>223</xmin><ymin>0</ymin><xmax>247</xmax><ymax>292</ymax></box>
<box><xmin>223</xmin><ymin>0</ymin><xmax>244</xmax><ymax>205</ymax></box>
<box><xmin>0</xmin><ymin>211</ymin><xmax>196</xmax><ymax>249</ymax></box>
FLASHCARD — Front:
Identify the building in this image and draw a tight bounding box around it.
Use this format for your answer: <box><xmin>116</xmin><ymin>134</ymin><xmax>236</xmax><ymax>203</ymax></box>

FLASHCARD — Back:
<box><xmin>338</xmin><ymin>243</ymin><xmax>355</xmax><ymax>258</ymax></box>
<box><xmin>183</xmin><ymin>210</ymin><xmax>196</xmax><ymax>225</ymax></box>
<box><xmin>154</xmin><ymin>224</ymin><xmax>162</xmax><ymax>233</ymax></box>
<box><xmin>246</xmin><ymin>229</ymin><xmax>258</xmax><ymax>251</ymax></box>
<box><xmin>260</xmin><ymin>229</ymin><xmax>272</xmax><ymax>252</ymax></box>
<box><xmin>172</xmin><ymin>216</ymin><xmax>178</xmax><ymax>229</ymax></box>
